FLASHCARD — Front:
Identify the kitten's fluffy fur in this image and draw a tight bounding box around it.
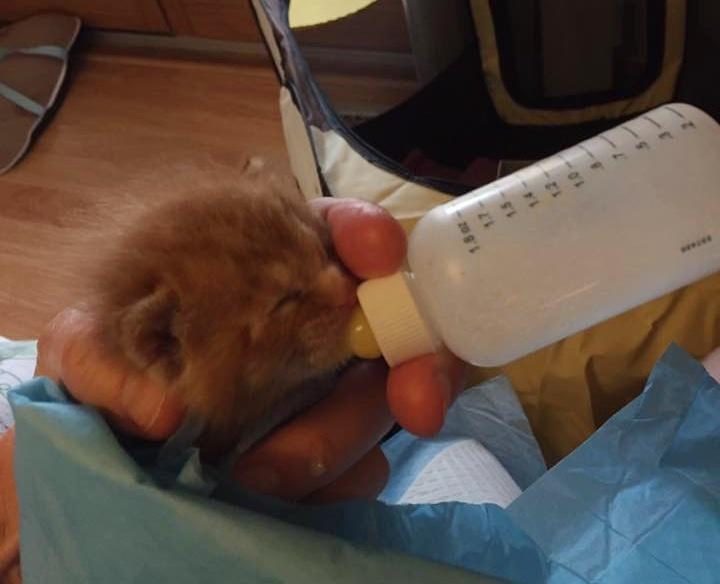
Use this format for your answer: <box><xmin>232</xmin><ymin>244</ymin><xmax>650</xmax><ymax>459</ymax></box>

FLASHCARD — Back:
<box><xmin>90</xmin><ymin>161</ymin><xmax>356</xmax><ymax>454</ymax></box>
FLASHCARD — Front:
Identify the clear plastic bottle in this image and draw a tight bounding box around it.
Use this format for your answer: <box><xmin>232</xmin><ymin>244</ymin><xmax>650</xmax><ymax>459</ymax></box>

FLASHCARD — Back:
<box><xmin>356</xmin><ymin>103</ymin><xmax>720</xmax><ymax>367</ymax></box>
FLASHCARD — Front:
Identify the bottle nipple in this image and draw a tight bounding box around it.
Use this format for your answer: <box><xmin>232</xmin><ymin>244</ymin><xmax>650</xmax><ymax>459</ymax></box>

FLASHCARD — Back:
<box><xmin>346</xmin><ymin>305</ymin><xmax>382</xmax><ymax>359</ymax></box>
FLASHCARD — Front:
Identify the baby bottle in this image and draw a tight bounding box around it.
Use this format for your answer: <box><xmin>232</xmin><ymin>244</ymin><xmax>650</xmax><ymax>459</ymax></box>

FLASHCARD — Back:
<box><xmin>348</xmin><ymin>103</ymin><xmax>720</xmax><ymax>366</ymax></box>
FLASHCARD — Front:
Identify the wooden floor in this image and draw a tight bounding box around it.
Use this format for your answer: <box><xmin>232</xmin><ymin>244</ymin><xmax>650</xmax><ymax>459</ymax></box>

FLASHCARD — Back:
<box><xmin>0</xmin><ymin>51</ymin><xmax>290</xmax><ymax>339</ymax></box>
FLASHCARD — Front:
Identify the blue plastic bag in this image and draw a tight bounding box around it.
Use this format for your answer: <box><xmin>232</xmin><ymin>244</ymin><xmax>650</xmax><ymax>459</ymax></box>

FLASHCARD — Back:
<box><xmin>508</xmin><ymin>344</ymin><xmax>720</xmax><ymax>583</ymax></box>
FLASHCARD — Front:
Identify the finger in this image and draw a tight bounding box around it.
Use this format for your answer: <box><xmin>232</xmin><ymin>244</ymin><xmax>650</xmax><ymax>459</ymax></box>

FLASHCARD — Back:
<box><xmin>36</xmin><ymin>308</ymin><xmax>185</xmax><ymax>440</ymax></box>
<box><xmin>387</xmin><ymin>347</ymin><xmax>466</xmax><ymax>437</ymax></box>
<box><xmin>702</xmin><ymin>346</ymin><xmax>720</xmax><ymax>382</ymax></box>
<box><xmin>233</xmin><ymin>360</ymin><xmax>393</xmax><ymax>500</ymax></box>
<box><xmin>303</xmin><ymin>445</ymin><xmax>389</xmax><ymax>504</ymax></box>
<box><xmin>310</xmin><ymin>198</ymin><xmax>406</xmax><ymax>279</ymax></box>
<box><xmin>35</xmin><ymin>307</ymin><xmax>86</xmax><ymax>380</ymax></box>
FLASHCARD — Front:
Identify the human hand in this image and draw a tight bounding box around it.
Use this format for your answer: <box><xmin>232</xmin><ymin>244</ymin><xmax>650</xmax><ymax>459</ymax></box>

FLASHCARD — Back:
<box><xmin>232</xmin><ymin>198</ymin><xmax>467</xmax><ymax>502</ymax></box>
<box><xmin>312</xmin><ymin>198</ymin><xmax>467</xmax><ymax>438</ymax></box>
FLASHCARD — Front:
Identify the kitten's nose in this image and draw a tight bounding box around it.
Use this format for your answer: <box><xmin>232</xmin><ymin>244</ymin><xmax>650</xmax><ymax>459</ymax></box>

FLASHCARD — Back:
<box><xmin>318</xmin><ymin>265</ymin><xmax>357</xmax><ymax>308</ymax></box>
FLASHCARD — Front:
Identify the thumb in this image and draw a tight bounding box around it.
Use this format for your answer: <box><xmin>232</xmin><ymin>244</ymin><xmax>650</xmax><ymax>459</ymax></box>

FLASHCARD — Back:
<box><xmin>36</xmin><ymin>308</ymin><xmax>185</xmax><ymax>440</ymax></box>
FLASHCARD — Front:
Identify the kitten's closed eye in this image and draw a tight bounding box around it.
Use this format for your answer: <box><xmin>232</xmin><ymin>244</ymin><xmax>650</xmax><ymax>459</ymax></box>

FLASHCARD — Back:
<box><xmin>270</xmin><ymin>289</ymin><xmax>304</xmax><ymax>315</ymax></box>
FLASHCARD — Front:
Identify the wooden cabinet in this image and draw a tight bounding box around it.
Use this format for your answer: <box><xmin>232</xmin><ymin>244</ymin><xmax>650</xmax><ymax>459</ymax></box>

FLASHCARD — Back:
<box><xmin>158</xmin><ymin>0</ymin><xmax>262</xmax><ymax>43</ymax></box>
<box><xmin>0</xmin><ymin>0</ymin><xmax>170</xmax><ymax>33</ymax></box>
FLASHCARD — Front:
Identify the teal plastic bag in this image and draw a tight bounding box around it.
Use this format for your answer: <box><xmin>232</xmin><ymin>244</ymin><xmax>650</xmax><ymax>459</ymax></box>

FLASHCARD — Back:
<box><xmin>9</xmin><ymin>378</ymin><xmax>544</xmax><ymax>584</ymax></box>
<box><xmin>9</xmin><ymin>345</ymin><xmax>720</xmax><ymax>583</ymax></box>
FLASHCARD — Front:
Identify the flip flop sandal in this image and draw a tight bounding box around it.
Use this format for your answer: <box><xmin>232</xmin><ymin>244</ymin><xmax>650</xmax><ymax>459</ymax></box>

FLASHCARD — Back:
<box><xmin>0</xmin><ymin>13</ymin><xmax>81</xmax><ymax>174</ymax></box>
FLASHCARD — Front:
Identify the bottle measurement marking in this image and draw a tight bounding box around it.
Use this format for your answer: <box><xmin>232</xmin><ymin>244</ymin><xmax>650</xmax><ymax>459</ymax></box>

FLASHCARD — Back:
<box><xmin>475</xmin><ymin>200</ymin><xmax>495</xmax><ymax>229</ymax></box>
<box><xmin>664</xmin><ymin>105</ymin><xmax>685</xmax><ymax>119</ymax></box>
<box><xmin>664</xmin><ymin>105</ymin><xmax>697</xmax><ymax>130</ymax></box>
<box><xmin>578</xmin><ymin>144</ymin><xmax>595</xmax><ymax>159</ymax></box>
<box><xmin>558</xmin><ymin>153</ymin><xmax>573</xmax><ymax>168</ymax></box>
<box><xmin>478</xmin><ymin>210</ymin><xmax>495</xmax><ymax>228</ymax></box>
<box><xmin>523</xmin><ymin>192</ymin><xmax>540</xmax><ymax>207</ymax></box>
<box><xmin>540</xmin><ymin>162</ymin><xmax>561</xmax><ymax>197</ymax></box>
<box><xmin>514</xmin><ymin>176</ymin><xmax>540</xmax><ymax>207</ymax></box>
<box><xmin>621</xmin><ymin>126</ymin><xmax>639</xmax><ymax>139</ymax></box>
<box><xmin>643</xmin><ymin>115</ymin><xmax>662</xmax><ymax>129</ymax></box>
<box><xmin>568</xmin><ymin>170</ymin><xmax>585</xmax><ymax>187</ymax></box>
<box><xmin>500</xmin><ymin>203</ymin><xmax>517</xmax><ymax>217</ymax></box>
<box><xmin>454</xmin><ymin>212</ymin><xmax>481</xmax><ymax>254</ymax></box>
<box><xmin>453</xmin><ymin>105</ymin><xmax>701</xmax><ymax>254</ymax></box>
<box><xmin>499</xmin><ymin>192</ymin><xmax>518</xmax><ymax>217</ymax></box>
<box><xmin>545</xmin><ymin>179</ymin><xmax>561</xmax><ymax>197</ymax></box>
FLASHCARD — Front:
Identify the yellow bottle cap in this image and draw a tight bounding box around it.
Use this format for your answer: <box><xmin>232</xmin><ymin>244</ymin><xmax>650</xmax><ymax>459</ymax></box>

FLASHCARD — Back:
<box><xmin>346</xmin><ymin>305</ymin><xmax>382</xmax><ymax>360</ymax></box>
<box><xmin>355</xmin><ymin>272</ymin><xmax>438</xmax><ymax>366</ymax></box>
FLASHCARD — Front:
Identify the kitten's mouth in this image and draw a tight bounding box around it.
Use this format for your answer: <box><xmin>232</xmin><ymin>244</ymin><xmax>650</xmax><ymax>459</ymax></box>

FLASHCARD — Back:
<box><xmin>337</xmin><ymin>294</ymin><xmax>357</xmax><ymax>310</ymax></box>
<box><xmin>335</xmin><ymin>271</ymin><xmax>359</xmax><ymax>310</ymax></box>
<box><xmin>328</xmin><ymin>302</ymin><xmax>357</xmax><ymax>338</ymax></box>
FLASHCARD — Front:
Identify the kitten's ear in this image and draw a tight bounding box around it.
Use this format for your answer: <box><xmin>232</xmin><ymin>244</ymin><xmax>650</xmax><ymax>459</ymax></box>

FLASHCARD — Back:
<box><xmin>116</xmin><ymin>285</ymin><xmax>184</xmax><ymax>380</ymax></box>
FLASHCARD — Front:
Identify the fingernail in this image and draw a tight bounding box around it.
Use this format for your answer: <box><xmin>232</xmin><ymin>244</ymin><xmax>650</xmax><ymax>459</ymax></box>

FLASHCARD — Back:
<box><xmin>41</xmin><ymin>308</ymin><xmax>88</xmax><ymax>378</ymax></box>
<box><xmin>235</xmin><ymin>466</ymin><xmax>279</xmax><ymax>494</ymax></box>
<box><xmin>434</xmin><ymin>369</ymin><xmax>452</xmax><ymax>412</ymax></box>
<box><xmin>122</xmin><ymin>375</ymin><xmax>167</xmax><ymax>431</ymax></box>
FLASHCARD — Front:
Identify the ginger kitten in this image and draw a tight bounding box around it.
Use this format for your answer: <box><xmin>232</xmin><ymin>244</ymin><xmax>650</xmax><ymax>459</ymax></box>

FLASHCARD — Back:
<box><xmin>91</xmin><ymin>164</ymin><xmax>356</xmax><ymax>455</ymax></box>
